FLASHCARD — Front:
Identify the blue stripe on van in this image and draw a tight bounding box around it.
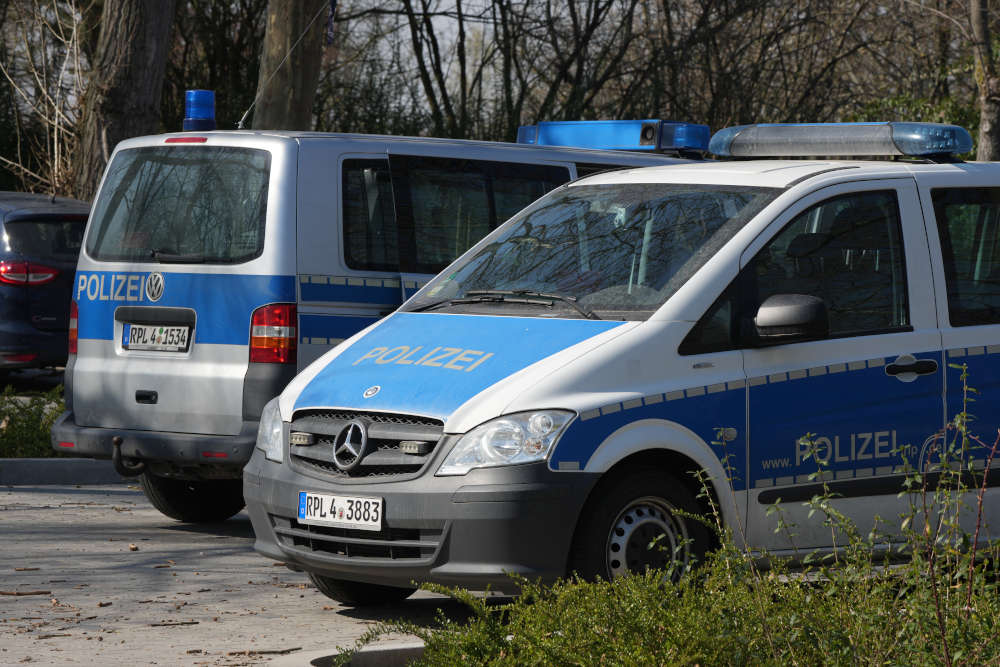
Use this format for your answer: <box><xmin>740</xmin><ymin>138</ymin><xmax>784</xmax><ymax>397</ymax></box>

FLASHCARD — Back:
<box><xmin>298</xmin><ymin>313</ymin><xmax>379</xmax><ymax>343</ymax></box>
<box><xmin>292</xmin><ymin>312</ymin><xmax>626</xmax><ymax>419</ymax></box>
<box><xmin>299</xmin><ymin>276</ymin><xmax>401</xmax><ymax>304</ymax></box>
<box><xmin>74</xmin><ymin>271</ymin><xmax>295</xmax><ymax>345</ymax></box>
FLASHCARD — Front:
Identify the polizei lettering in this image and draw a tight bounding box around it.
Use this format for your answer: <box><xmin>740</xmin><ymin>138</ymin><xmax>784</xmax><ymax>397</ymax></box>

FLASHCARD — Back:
<box><xmin>794</xmin><ymin>430</ymin><xmax>916</xmax><ymax>466</ymax></box>
<box><xmin>76</xmin><ymin>272</ymin><xmax>147</xmax><ymax>303</ymax></box>
<box><xmin>352</xmin><ymin>345</ymin><xmax>494</xmax><ymax>372</ymax></box>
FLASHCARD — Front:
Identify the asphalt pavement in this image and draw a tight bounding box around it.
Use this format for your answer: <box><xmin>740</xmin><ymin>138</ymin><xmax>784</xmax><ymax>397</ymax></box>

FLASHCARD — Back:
<box><xmin>0</xmin><ymin>484</ymin><xmax>458</xmax><ymax>665</ymax></box>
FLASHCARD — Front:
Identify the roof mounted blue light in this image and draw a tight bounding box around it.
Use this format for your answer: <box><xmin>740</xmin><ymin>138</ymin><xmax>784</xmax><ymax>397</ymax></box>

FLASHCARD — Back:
<box><xmin>183</xmin><ymin>89</ymin><xmax>216</xmax><ymax>131</ymax></box>
<box><xmin>709</xmin><ymin>122</ymin><xmax>973</xmax><ymax>159</ymax></box>
<box><xmin>516</xmin><ymin>119</ymin><xmax>710</xmax><ymax>153</ymax></box>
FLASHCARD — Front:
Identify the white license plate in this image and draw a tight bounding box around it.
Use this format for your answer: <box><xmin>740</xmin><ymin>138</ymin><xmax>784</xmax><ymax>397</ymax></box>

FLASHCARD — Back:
<box><xmin>122</xmin><ymin>323</ymin><xmax>190</xmax><ymax>352</ymax></box>
<box><xmin>297</xmin><ymin>491</ymin><xmax>383</xmax><ymax>531</ymax></box>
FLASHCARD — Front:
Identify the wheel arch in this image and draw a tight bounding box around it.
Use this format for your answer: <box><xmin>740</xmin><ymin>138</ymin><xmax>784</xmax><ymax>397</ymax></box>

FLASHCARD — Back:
<box><xmin>578</xmin><ymin>418</ymin><xmax>742</xmax><ymax>545</ymax></box>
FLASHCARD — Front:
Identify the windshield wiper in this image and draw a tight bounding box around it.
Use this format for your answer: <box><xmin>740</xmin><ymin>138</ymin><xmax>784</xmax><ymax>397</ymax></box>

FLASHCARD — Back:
<box><xmin>465</xmin><ymin>289</ymin><xmax>600</xmax><ymax>320</ymax></box>
<box><xmin>150</xmin><ymin>248</ymin><xmax>205</xmax><ymax>263</ymax></box>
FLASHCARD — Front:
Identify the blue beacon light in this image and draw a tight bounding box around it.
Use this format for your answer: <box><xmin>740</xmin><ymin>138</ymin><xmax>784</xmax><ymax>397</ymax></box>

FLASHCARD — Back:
<box><xmin>183</xmin><ymin>89</ymin><xmax>216</xmax><ymax>131</ymax></box>
<box><xmin>517</xmin><ymin>120</ymin><xmax>710</xmax><ymax>153</ymax></box>
<box><xmin>709</xmin><ymin>122</ymin><xmax>973</xmax><ymax>158</ymax></box>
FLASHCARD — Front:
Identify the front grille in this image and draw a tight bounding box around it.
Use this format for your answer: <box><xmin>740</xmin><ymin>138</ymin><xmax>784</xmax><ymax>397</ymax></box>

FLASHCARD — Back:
<box><xmin>271</xmin><ymin>515</ymin><xmax>442</xmax><ymax>561</ymax></box>
<box><xmin>289</xmin><ymin>410</ymin><xmax>444</xmax><ymax>480</ymax></box>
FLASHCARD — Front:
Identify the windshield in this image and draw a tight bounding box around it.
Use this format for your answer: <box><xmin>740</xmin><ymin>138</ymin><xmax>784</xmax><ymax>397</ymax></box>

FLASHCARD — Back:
<box><xmin>85</xmin><ymin>146</ymin><xmax>270</xmax><ymax>263</ymax></box>
<box><xmin>405</xmin><ymin>182</ymin><xmax>780</xmax><ymax>321</ymax></box>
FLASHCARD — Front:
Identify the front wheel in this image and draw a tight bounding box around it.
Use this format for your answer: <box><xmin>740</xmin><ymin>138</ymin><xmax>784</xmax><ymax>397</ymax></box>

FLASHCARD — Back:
<box><xmin>139</xmin><ymin>473</ymin><xmax>245</xmax><ymax>523</ymax></box>
<box><xmin>569</xmin><ymin>470</ymin><xmax>709</xmax><ymax>581</ymax></box>
<box><xmin>308</xmin><ymin>573</ymin><xmax>416</xmax><ymax>607</ymax></box>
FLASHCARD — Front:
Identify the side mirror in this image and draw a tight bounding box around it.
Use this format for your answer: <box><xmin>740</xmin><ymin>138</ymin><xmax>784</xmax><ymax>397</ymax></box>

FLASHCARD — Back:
<box><xmin>752</xmin><ymin>293</ymin><xmax>828</xmax><ymax>346</ymax></box>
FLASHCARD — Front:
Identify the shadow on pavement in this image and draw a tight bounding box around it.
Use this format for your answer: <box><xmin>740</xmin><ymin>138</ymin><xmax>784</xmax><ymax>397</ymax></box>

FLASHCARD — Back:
<box><xmin>158</xmin><ymin>513</ymin><xmax>255</xmax><ymax>538</ymax></box>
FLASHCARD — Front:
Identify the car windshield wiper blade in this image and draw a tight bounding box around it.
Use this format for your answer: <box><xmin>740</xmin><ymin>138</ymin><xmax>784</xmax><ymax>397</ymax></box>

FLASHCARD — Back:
<box><xmin>465</xmin><ymin>289</ymin><xmax>600</xmax><ymax>320</ymax></box>
<box><xmin>150</xmin><ymin>248</ymin><xmax>205</xmax><ymax>263</ymax></box>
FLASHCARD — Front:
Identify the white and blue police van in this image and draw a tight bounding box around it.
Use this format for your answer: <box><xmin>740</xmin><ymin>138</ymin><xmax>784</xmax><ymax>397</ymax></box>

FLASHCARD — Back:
<box><xmin>50</xmin><ymin>92</ymin><xmax>705</xmax><ymax>522</ymax></box>
<box><xmin>243</xmin><ymin>122</ymin><xmax>1000</xmax><ymax>606</ymax></box>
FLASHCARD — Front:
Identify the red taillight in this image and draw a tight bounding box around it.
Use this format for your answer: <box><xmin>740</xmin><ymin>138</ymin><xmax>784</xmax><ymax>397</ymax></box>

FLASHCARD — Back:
<box><xmin>58</xmin><ymin>442</ymin><xmax>75</xmax><ymax>449</ymax></box>
<box><xmin>0</xmin><ymin>260</ymin><xmax>59</xmax><ymax>285</ymax></box>
<box><xmin>164</xmin><ymin>136</ymin><xmax>207</xmax><ymax>143</ymax></box>
<box><xmin>1</xmin><ymin>352</ymin><xmax>38</xmax><ymax>363</ymax></box>
<box><xmin>68</xmin><ymin>300</ymin><xmax>78</xmax><ymax>355</ymax></box>
<box><xmin>250</xmin><ymin>303</ymin><xmax>296</xmax><ymax>364</ymax></box>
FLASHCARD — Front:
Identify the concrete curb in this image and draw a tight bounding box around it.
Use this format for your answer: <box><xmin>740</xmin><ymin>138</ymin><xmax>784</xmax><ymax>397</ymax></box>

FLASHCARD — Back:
<box><xmin>270</xmin><ymin>639</ymin><xmax>425</xmax><ymax>667</ymax></box>
<box><xmin>0</xmin><ymin>458</ymin><xmax>127</xmax><ymax>486</ymax></box>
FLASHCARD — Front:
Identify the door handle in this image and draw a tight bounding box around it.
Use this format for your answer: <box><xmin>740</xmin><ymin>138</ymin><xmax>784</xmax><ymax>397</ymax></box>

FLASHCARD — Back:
<box><xmin>884</xmin><ymin>354</ymin><xmax>937</xmax><ymax>381</ymax></box>
<box><xmin>135</xmin><ymin>390</ymin><xmax>158</xmax><ymax>404</ymax></box>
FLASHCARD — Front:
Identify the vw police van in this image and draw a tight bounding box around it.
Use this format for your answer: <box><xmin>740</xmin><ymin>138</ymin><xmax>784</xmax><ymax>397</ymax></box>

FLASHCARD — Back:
<box><xmin>243</xmin><ymin>122</ymin><xmax>999</xmax><ymax>606</ymax></box>
<box><xmin>51</xmin><ymin>113</ymin><xmax>704</xmax><ymax>522</ymax></box>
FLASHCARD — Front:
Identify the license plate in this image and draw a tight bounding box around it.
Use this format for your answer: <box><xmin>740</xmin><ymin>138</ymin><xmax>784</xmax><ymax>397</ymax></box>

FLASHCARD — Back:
<box><xmin>297</xmin><ymin>491</ymin><xmax>383</xmax><ymax>531</ymax></box>
<box><xmin>122</xmin><ymin>323</ymin><xmax>190</xmax><ymax>352</ymax></box>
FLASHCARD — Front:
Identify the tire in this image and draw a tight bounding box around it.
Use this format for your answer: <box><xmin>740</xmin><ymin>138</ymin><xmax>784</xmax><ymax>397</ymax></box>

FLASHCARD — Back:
<box><xmin>139</xmin><ymin>473</ymin><xmax>245</xmax><ymax>523</ymax></box>
<box><xmin>569</xmin><ymin>469</ymin><xmax>710</xmax><ymax>581</ymax></box>
<box><xmin>308</xmin><ymin>572</ymin><xmax>417</xmax><ymax>607</ymax></box>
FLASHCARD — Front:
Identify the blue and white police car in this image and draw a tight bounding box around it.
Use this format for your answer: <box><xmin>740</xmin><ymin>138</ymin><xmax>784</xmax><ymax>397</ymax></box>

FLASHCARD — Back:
<box><xmin>243</xmin><ymin>122</ymin><xmax>1000</xmax><ymax>606</ymax></box>
<box><xmin>51</xmin><ymin>91</ymin><xmax>703</xmax><ymax>523</ymax></box>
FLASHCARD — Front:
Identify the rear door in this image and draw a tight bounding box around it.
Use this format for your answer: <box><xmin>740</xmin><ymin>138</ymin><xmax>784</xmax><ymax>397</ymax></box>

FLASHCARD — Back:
<box><xmin>3</xmin><ymin>216</ymin><xmax>86</xmax><ymax>331</ymax></box>
<box><xmin>918</xmin><ymin>170</ymin><xmax>1000</xmax><ymax>540</ymax></box>
<box><xmin>73</xmin><ymin>141</ymin><xmax>293</xmax><ymax>436</ymax></box>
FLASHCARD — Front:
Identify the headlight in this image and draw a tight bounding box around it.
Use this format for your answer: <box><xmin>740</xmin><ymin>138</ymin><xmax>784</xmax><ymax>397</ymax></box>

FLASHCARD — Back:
<box><xmin>256</xmin><ymin>397</ymin><xmax>284</xmax><ymax>463</ymax></box>
<box><xmin>436</xmin><ymin>410</ymin><xmax>574</xmax><ymax>476</ymax></box>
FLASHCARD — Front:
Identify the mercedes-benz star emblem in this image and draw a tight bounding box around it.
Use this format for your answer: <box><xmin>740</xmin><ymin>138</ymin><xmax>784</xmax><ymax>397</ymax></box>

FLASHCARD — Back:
<box><xmin>146</xmin><ymin>272</ymin><xmax>165</xmax><ymax>302</ymax></box>
<box><xmin>363</xmin><ymin>385</ymin><xmax>380</xmax><ymax>399</ymax></box>
<box><xmin>333</xmin><ymin>420</ymin><xmax>368</xmax><ymax>471</ymax></box>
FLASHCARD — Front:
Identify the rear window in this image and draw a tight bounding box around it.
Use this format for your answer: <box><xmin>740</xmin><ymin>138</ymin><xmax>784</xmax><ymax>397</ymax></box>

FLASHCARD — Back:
<box><xmin>4</xmin><ymin>220</ymin><xmax>84</xmax><ymax>260</ymax></box>
<box><xmin>85</xmin><ymin>146</ymin><xmax>270</xmax><ymax>263</ymax></box>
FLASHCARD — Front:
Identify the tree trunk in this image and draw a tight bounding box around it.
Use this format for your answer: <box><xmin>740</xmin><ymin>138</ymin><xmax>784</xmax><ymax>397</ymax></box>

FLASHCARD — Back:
<box><xmin>74</xmin><ymin>0</ymin><xmax>176</xmax><ymax>200</ymax></box>
<box><xmin>251</xmin><ymin>0</ymin><xmax>326</xmax><ymax>130</ymax></box>
<box><xmin>971</xmin><ymin>0</ymin><xmax>1000</xmax><ymax>160</ymax></box>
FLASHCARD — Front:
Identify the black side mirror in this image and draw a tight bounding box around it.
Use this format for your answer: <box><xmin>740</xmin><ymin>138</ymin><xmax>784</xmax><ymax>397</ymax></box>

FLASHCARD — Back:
<box><xmin>752</xmin><ymin>293</ymin><xmax>828</xmax><ymax>346</ymax></box>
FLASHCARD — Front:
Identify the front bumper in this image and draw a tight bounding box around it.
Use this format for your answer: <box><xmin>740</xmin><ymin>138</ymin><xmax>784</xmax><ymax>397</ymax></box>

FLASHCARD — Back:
<box><xmin>243</xmin><ymin>446</ymin><xmax>599</xmax><ymax>593</ymax></box>
<box><xmin>51</xmin><ymin>411</ymin><xmax>258</xmax><ymax>475</ymax></box>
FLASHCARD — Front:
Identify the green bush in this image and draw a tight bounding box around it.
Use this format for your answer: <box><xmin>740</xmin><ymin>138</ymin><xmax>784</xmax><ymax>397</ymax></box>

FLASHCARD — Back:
<box><xmin>0</xmin><ymin>385</ymin><xmax>65</xmax><ymax>458</ymax></box>
<box><xmin>340</xmin><ymin>367</ymin><xmax>1000</xmax><ymax>665</ymax></box>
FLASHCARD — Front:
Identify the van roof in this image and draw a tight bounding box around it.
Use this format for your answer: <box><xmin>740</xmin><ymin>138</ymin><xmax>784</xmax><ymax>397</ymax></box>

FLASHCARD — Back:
<box><xmin>574</xmin><ymin>158</ymin><xmax>983</xmax><ymax>189</ymax></box>
<box><xmin>0</xmin><ymin>192</ymin><xmax>90</xmax><ymax>222</ymax></box>
<box><xmin>134</xmin><ymin>130</ymin><xmax>694</xmax><ymax>163</ymax></box>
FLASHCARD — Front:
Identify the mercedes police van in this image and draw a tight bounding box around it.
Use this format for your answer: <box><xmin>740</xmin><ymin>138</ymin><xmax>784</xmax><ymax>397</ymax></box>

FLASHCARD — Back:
<box><xmin>243</xmin><ymin>122</ymin><xmax>1000</xmax><ymax>606</ymax></box>
<box><xmin>50</xmin><ymin>103</ymin><xmax>705</xmax><ymax>522</ymax></box>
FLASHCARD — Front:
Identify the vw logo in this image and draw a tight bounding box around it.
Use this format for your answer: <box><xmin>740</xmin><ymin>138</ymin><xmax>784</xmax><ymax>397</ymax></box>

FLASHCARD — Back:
<box><xmin>363</xmin><ymin>385</ymin><xmax>380</xmax><ymax>399</ymax></box>
<box><xmin>146</xmin><ymin>272</ymin><xmax>165</xmax><ymax>302</ymax></box>
<box><xmin>333</xmin><ymin>420</ymin><xmax>368</xmax><ymax>472</ymax></box>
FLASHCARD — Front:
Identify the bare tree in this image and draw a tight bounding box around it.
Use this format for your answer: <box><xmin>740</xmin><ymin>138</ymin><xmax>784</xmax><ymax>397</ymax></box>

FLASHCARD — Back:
<box><xmin>73</xmin><ymin>0</ymin><xmax>176</xmax><ymax>199</ymax></box>
<box><xmin>0</xmin><ymin>0</ymin><xmax>90</xmax><ymax>195</ymax></box>
<box><xmin>249</xmin><ymin>0</ymin><xmax>326</xmax><ymax>130</ymax></box>
<box><xmin>971</xmin><ymin>0</ymin><xmax>1000</xmax><ymax>159</ymax></box>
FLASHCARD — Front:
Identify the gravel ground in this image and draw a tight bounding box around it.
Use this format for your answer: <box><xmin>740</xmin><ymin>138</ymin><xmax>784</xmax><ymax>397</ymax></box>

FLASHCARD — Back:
<box><xmin>0</xmin><ymin>485</ymin><xmax>466</xmax><ymax>666</ymax></box>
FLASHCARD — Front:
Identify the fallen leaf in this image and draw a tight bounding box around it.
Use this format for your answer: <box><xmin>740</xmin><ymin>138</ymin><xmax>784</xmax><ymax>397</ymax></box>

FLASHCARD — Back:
<box><xmin>128</xmin><ymin>544</ymin><xmax>139</xmax><ymax>552</ymax></box>
<box><xmin>0</xmin><ymin>591</ymin><xmax>50</xmax><ymax>597</ymax></box>
<box><xmin>97</xmin><ymin>602</ymin><xmax>112</xmax><ymax>608</ymax></box>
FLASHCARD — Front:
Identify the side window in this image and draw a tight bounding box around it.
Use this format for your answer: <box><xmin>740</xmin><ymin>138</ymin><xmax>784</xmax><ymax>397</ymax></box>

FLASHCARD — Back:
<box><xmin>680</xmin><ymin>189</ymin><xmax>909</xmax><ymax>354</ymax></box>
<box><xmin>931</xmin><ymin>187</ymin><xmax>1000</xmax><ymax>326</ymax></box>
<box><xmin>342</xmin><ymin>159</ymin><xmax>398</xmax><ymax>272</ymax></box>
<box><xmin>391</xmin><ymin>156</ymin><xmax>569</xmax><ymax>274</ymax></box>
<box><xmin>752</xmin><ymin>190</ymin><xmax>909</xmax><ymax>337</ymax></box>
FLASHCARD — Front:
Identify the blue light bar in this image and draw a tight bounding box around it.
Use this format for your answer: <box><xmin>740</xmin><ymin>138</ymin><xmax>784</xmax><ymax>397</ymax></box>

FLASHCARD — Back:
<box><xmin>516</xmin><ymin>120</ymin><xmax>710</xmax><ymax>153</ymax></box>
<box><xmin>183</xmin><ymin>89</ymin><xmax>216</xmax><ymax>131</ymax></box>
<box><xmin>709</xmin><ymin>122</ymin><xmax>973</xmax><ymax>158</ymax></box>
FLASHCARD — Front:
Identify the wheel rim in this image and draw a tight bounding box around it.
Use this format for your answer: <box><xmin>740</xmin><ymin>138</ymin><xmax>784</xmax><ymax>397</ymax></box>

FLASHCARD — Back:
<box><xmin>605</xmin><ymin>496</ymin><xmax>689</xmax><ymax>579</ymax></box>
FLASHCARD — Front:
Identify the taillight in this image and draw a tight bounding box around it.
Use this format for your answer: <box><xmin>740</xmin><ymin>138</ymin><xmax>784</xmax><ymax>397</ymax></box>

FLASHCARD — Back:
<box><xmin>68</xmin><ymin>300</ymin><xmax>78</xmax><ymax>355</ymax></box>
<box><xmin>0</xmin><ymin>260</ymin><xmax>59</xmax><ymax>285</ymax></box>
<box><xmin>250</xmin><ymin>303</ymin><xmax>296</xmax><ymax>364</ymax></box>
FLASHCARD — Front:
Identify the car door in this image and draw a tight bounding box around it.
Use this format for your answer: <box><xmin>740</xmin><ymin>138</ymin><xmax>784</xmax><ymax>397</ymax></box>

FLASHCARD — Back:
<box><xmin>741</xmin><ymin>179</ymin><xmax>945</xmax><ymax>553</ymax></box>
<box><xmin>917</xmin><ymin>171</ymin><xmax>1000</xmax><ymax>542</ymax></box>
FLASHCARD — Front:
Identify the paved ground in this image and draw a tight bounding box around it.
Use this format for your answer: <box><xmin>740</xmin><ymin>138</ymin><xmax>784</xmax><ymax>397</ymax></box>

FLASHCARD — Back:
<box><xmin>0</xmin><ymin>485</ymin><xmax>472</xmax><ymax>666</ymax></box>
